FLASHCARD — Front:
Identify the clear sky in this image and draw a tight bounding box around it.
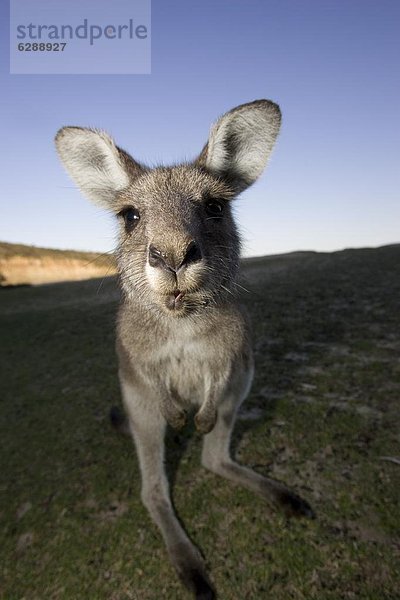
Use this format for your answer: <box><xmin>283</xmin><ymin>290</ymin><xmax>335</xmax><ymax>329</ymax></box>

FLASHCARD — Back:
<box><xmin>1</xmin><ymin>0</ymin><xmax>399</xmax><ymax>257</ymax></box>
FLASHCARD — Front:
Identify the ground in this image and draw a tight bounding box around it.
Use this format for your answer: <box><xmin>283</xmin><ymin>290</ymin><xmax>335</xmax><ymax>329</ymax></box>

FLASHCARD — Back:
<box><xmin>1</xmin><ymin>245</ymin><xmax>399</xmax><ymax>599</ymax></box>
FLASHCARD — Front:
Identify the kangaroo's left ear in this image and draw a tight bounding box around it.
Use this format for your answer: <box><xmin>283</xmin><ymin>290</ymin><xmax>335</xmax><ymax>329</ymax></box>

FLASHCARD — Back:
<box><xmin>196</xmin><ymin>99</ymin><xmax>281</xmax><ymax>193</ymax></box>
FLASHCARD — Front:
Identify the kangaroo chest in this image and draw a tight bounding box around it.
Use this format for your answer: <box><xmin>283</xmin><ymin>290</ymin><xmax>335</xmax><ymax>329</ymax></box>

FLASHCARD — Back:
<box><xmin>150</xmin><ymin>329</ymin><xmax>226</xmax><ymax>407</ymax></box>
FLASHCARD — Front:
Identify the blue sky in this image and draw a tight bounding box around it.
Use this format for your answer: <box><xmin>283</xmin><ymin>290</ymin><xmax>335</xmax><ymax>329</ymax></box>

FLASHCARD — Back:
<box><xmin>1</xmin><ymin>0</ymin><xmax>399</xmax><ymax>257</ymax></box>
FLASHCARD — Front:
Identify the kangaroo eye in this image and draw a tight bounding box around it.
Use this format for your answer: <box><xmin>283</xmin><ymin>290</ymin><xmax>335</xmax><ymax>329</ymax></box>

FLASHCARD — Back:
<box><xmin>205</xmin><ymin>199</ymin><xmax>224</xmax><ymax>218</ymax></box>
<box><xmin>120</xmin><ymin>207</ymin><xmax>140</xmax><ymax>229</ymax></box>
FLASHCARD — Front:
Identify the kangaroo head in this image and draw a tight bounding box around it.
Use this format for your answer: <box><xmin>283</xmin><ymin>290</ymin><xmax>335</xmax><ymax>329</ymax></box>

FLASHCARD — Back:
<box><xmin>55</xmin><ymin>100</ymin><xmax>281</xmax><ymax>316</ymax></box>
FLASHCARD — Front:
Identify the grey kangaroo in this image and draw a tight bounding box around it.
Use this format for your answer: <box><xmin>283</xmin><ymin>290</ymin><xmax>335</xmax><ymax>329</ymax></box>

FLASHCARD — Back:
<box><xmin>55</xmin><ymin>100</ymin><xmax>314</xmax><ymax>599</ymax></box>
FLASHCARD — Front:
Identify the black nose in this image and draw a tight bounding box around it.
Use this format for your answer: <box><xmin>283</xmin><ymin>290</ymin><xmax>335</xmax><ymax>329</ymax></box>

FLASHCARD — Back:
<box><xmin>148</xmin><ymin>241</ymin><xmax>202</xmax><ymax>272</ymax></box>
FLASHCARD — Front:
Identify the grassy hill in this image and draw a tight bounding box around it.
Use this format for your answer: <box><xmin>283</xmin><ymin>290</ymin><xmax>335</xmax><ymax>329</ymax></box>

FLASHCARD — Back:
<box><xmin>0</xmin><ymin>245</ymin><xmax>399</xmax><ymax>599</ymax></box>
<box><xmin>0</xmin><ymin>241</ymin><xmax>116</xmax><ymax>286</ymax></box>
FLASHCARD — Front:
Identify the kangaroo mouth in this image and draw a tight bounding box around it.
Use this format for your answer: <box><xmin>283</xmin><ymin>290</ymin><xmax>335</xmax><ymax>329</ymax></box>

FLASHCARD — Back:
<box><xmin>162</xmin><ymin>288</ymin><xmax>210</xmax><ymax>315</ymax></box>
<box><xmin>165</xmin><ymin>289</ymin><xmax>186</xmax><ymax>311</ymax></box>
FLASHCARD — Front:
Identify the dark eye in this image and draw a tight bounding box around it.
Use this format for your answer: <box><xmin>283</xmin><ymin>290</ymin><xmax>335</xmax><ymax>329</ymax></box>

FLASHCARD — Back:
<box><xmin>120</xmin><ymin>207</ymin><xmax>140</xmax><ymax>229</ymax></box>
<box><xmin>205</xmin><ymin>199</ymin><xmax>224</xmax><ymax>218</ymax></box>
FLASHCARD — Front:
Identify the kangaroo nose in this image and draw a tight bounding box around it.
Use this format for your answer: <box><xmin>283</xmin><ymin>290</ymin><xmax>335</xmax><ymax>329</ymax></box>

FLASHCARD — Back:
<box><xmin>148</xmin><ymin>241</ymin><xmax>202</xmax><ymax>272</ymax></box>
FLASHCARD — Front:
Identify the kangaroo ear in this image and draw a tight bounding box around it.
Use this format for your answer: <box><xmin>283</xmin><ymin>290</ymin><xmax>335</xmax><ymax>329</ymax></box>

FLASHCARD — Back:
<box><xmin>55</xmin><ymin>127</ymin><xmax>144</xmax><ymax>209</ymax></box>
<box><xmin>197</xmin><ymin>99</ymin><xmax>281</xmax><ymax>193</ymax></box>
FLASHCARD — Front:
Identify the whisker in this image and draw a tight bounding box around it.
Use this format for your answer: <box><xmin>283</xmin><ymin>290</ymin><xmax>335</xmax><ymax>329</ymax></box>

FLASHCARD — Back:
<box><xmin>232</xmin><ymin>281</ymin><xmax>251</xmax><ymax>294</ymax></box>
<box><xmin>83</xmin><ymin>248</ymin><xmax>116</xmax><ymax>268</ymax></box>
<box><xmin>220</xmin><ymin>284</ymin><xmax>234</xmax><ymax>296</ymax></box>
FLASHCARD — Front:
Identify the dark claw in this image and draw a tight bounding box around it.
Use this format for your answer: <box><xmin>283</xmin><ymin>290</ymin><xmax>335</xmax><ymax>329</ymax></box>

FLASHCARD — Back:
<box><xmin>182</xmin><ymin>569</ymin><xmax>217</xmax><ymax>600</ymax></box>
<box><xmin>278</xmin><ymin>490</ymin><xmax>316</xmax><ymax>519</ymax></box>
<box><xmin>187</xmin><ymin>570</ymin><xmax>216</xmax><ymax>600</ymax></box>
<box><xmin>193</xmin><ymin>576</ymin><xmax>216</xmax><ymax>600</ymax></box>
<box><xmin>109</xmin><ymin>406</ymin><xmax>130</xmax><ymax>435</ymax></box>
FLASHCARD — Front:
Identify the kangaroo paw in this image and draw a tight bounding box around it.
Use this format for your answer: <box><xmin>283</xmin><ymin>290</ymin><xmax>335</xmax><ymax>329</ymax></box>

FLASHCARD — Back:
<box><xmin>160</xmin><ymin>399</ymin><xmax>187</xmax><ymax>430</ymax></box>
<box><xmin>194</xmin><ymin>405</ymin><xmax>217</xmax><ymax>435</ymax></box>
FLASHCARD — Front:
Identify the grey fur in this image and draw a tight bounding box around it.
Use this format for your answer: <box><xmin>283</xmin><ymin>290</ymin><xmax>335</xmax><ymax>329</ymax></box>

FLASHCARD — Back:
<box><xmin>55</xmin><ymin>100</ymin><xmax>313</xmax><ymax>598</ymax></box>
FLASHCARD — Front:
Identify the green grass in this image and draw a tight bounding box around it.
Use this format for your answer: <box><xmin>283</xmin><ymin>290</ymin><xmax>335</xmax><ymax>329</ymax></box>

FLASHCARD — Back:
<box><xmin>1</xmin><ymin>245</ymin><xmax>399</xmax><ymax>599</ymax></box>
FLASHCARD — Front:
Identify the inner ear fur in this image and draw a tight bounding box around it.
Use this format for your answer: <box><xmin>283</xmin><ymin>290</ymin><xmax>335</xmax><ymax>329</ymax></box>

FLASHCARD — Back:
<box><xmin>196</xmin><ymin>99</ymin><xmax>281</xmax><ymax>193</ymax></box>
<box><xmin>55</xmin><ymin>126</ymin><xmax>145</xmax><ymax>209</ymax></box>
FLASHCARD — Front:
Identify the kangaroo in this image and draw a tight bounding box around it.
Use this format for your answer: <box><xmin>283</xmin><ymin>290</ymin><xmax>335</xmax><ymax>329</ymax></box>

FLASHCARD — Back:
<box><xmin>55</xmin><ymin>100</ymin><xmax>314</xmax><ymax>599</ymax></box>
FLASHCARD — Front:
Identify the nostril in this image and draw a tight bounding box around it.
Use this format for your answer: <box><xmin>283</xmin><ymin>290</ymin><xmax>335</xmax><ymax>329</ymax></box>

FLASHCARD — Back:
<box><xmin>148</xmin><ymin>244</ymin><xmax>166</xmax><ymax>269</ymax></box>
<box><xmin>149</xmin><ymin>244</ymin><xmax>161</xmax><ymax>259</ymax></box>
<box><xmin>180</xmin><ymin>241</ymin><xmax>202</xmax><ymax>269</ymax></box>
<box><xmin>149</xmin><ymin>242</ymin><xmax>202</xmax><ymax>272</ymax></box>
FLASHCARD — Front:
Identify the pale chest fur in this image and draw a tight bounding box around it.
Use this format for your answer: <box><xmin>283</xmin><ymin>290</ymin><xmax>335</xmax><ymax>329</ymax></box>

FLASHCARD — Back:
<box><xmin>118</xmin><ymin>303</ymin><xmax>249</xmax><ymax>409</ymax></box>
<box><xmin>148</xmin><ymin>323</ymin><xmax>230</xmax><ymax>407</ymax></box>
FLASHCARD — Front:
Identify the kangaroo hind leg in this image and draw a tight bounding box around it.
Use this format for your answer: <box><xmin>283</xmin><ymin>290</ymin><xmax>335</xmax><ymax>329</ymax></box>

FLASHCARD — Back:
<box><xmin>201</xmin><ymin>390</ymin><xmax>315</xmax><ymax>519</ymax></box>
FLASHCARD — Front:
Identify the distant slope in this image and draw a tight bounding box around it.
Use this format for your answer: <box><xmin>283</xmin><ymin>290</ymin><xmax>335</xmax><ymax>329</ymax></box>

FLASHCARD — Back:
<box><xmin>1</xmin><ymin>240</ymin><xmax>398</xmax><ymax>287</ymax></box>
<box><xmin>0</xmin><ymin>242</ymin><xmax>116</xmax><ymax>286</ymax></box>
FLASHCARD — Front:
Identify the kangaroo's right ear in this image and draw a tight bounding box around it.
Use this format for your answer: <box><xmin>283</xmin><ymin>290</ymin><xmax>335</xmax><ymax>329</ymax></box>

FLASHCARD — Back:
<box><xmin>55</xmin><ymin>127</ymin><xmax>144</xmax><ymax>209</ymax></box>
